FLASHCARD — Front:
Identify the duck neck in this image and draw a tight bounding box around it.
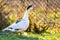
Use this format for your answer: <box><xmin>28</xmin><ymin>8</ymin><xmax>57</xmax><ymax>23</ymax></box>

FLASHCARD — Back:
<box><xmin>22</xmin><ymin>9</ymin><xmax>30</xmax><ymax>20</ymax></box>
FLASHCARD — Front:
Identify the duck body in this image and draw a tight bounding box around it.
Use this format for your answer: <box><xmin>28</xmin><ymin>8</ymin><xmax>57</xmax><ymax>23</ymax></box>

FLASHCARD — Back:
<box><xmin>2</xmin><ymin>19</ymin><xmax>29</xmax><ymax>32</ymax></box>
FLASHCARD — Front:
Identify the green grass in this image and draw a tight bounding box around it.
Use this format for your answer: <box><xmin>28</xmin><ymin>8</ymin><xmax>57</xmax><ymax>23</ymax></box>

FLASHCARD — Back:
<box><xmin>0</xmin><ymin>31</ymin><xmax>60</xmax><ymax>40</ymax></box>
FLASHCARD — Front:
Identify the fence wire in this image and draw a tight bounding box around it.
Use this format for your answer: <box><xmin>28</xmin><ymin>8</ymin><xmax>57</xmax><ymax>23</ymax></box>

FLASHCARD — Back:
<box><xmin>0</xmin><ymin>0</ymin><xmax>60</xmax><ymax>32</ymax></box>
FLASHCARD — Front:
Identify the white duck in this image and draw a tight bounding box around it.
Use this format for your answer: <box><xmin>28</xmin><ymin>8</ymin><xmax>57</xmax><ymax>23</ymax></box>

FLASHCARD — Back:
<box><xmin>2</xmin><ymin>5</ymin><xmax>33</xmax><ymax>32</ymax></box>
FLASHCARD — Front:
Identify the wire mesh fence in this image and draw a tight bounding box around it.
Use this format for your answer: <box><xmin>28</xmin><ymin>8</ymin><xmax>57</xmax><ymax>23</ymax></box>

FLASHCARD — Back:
<box><xmin>0</xmin><ymin>0</ymin><xmax>60</xmax><ymax>33</ymax></box>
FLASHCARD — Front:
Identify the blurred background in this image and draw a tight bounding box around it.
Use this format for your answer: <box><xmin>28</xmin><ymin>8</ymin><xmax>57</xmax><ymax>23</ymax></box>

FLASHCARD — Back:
<box><xmin>0</xmin><ymin>0</ymin><xmax>60</xmax><ymax>40</ymax></box>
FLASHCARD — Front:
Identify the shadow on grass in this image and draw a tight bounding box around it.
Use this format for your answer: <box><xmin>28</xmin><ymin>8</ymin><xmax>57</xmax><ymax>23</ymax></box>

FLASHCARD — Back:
<box><xmin>17</xmin><ymin>35</ymin><xmax>39</xmax><ymax>40</ymax></box>
<box><xmin>0</xmin><ymin>31</ymin><xmax>39</xmax><ymax>40</ymax></box>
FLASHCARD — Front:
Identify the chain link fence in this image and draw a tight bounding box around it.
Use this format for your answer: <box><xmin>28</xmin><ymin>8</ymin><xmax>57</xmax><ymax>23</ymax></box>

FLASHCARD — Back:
<box><xmin>0</xmin><ymin>0</ymin><xmax>60</xmax><ymax>33</ymax></box>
